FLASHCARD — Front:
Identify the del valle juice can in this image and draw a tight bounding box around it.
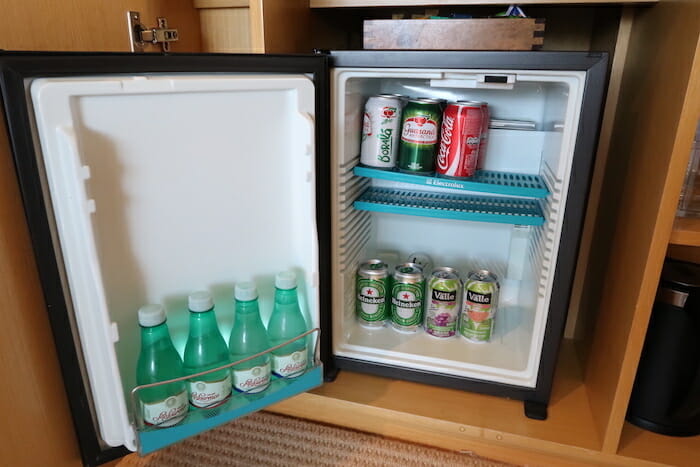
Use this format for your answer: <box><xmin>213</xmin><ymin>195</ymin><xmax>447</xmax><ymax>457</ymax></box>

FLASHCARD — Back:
<box><xmin>390</xmin><ymin>263</ymin><xmax>425</xmax><ymax>332</ymax></box>
<box><xmin>460</xmin><ymin>270</ymin><xmax>500</xmax><ymax>343</ymax></box>
<box><xmin>437</xmin><ymin>102</ymin><xmax>483</xmax><ymax>178</ymax></box>
<box><xmin>356</xmin><ymin>259</ymin><xmax>390</xmax><ymax>327</ymax></box>
<box><xmin>425</xmin><ymin>267</ymin><xmax>462</xmax><ymax>338</ymax></box>
<box><xmin>360</xmin><ymin>95</ymin><xmax>402</xmax><ymax>169</ymax></box>
<box><xmin>398</xmin><ymin>99</ymin><xmax>441</xmax><ymax>174</ymax></box>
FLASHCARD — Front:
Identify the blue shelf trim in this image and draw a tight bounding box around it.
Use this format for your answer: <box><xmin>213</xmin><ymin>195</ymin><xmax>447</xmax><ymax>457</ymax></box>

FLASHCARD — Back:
<box><xmin>354</xmin><ymin>187</ymin><xmax>545</xmax><ymax>226</ymax></box>
<box><xmin>138</xmin><ymin>365</ymin><xmax>323</xmax><ymax>455</ymax></box>
<box><xmin>353</xmin><ymin>166</ymin><xmax>549</xmax><ymax>199</ymax></box>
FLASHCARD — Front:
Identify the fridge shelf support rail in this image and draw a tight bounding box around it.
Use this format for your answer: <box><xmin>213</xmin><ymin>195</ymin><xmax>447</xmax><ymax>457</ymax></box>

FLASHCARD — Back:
<box><xmin>354</xmin><ymin>187</ymin><xmax>545</xmax><ymax>226</ymax></box>
<box><xmin>353</xmin><ymin>166</ymin><xmax>550</xmax><ymax>199</ymax></box>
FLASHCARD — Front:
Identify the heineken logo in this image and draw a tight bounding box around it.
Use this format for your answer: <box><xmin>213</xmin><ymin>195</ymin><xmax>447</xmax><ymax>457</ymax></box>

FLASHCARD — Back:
<box><xmin>392</xmin><ymin>296</ymin><xmax>422</xmax><ymax>308</ymax></box>
<box><xmin>467</xmin><ymin>290</ymin><xmax>491</xmax><ymax>304</ymax></box>
<box><xmin>358</xmin><ymin>291</ymin><xmax>385</xmax><ymax>305</ymax></box>
<box><xmin>432</xmin><ymin>289</ymin><xmax>456</xmax><ymax>302</ymax></box>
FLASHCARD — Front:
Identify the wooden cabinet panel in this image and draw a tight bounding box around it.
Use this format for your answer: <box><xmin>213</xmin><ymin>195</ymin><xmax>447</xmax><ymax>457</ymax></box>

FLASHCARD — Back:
<box><xmin>0</xmin><ymin>1</ymin><xmax>201</xmax><ymax>52</ymax></box>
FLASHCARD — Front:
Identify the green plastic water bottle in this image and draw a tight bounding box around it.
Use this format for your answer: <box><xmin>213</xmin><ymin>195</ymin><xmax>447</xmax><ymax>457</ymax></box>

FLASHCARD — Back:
<box><xmin>136</xmin><ymin>304</ymin><xmax>188</xmax><ymax>428</ymax></box>
<box><xmin>229</xmin><ymin>282</ymin><xmax>271</xmax><ymax>395</ymax></box>
<box><xmin>267</xmin><ymin>271</ymin><xmax>309</xmax><ymax>379</ymax></box>
<box><xmin>183</xmin><ymin>291</ymin><xmax>232</xmax><ymax>409</ymax></box>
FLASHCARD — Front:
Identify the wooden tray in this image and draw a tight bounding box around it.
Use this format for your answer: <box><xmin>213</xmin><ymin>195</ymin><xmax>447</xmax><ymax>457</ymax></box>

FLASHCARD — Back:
<box><xmin>364</xmin><ymin>18</ymin><xmax>545</xmax><ymax>51</ymax></box>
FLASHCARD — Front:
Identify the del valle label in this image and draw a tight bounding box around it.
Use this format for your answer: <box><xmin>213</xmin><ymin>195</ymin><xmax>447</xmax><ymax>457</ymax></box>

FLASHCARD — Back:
<box><xmin>233</xmin><ymin>362</ymin><xmax>271</xmax><ymax>394</ymax></box>
<box><xmin>188</xmin><ymin>374</ymin><xmax>232</xmax><ymax>408</ymax></box>
<box><xmin>141</xmin><ymin>390</ymin><xmax>188</xmax><ymax>427</ymax></box>
<box><xmin>272</xmin><ymin>348</ymin><xmax>308</xmax><ymax>378</ymax></box>
<box><xmin>401</xmin><ymin>115</ymin><xmax>438</xmax><ymax>145</ymax></box>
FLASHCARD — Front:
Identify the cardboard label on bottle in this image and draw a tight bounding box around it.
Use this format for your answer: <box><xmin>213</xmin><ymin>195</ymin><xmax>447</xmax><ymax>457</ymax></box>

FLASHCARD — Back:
<box><xmin>141</xmin><ymin>389</ymin><xmax>188</xmax><ymax>427</ymax></box>
<box><xmin>233</xmin><ymin>362</ymin><xmax>271</xmax><ymax>394</ymax></box>
<box><xmin>188</xmin><ymin>374</ymin><xmax>232</xmax><ymax>408</ymax></box>
<box><xmin>272</xmin><ymin>347</ymin><xmax>308</xmax><ymax>378</ymax></box>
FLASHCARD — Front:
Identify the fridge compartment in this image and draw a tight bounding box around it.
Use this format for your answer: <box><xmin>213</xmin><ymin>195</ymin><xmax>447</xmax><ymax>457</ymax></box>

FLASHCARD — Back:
<box><xmin>132</xmin><ymin>329</ymin><xmax>322</xmax><ymax>455</ymax></box>
<box><xmin>354</xmin><ymin>187</ymin><xmax>545</xmax><ymax>225</ymax></box>
<box><xmin>331</xmin><ymin>65</ymin><xmax>586</xmax><ymax>390</ymax></box>
<box><xmin>353</xmin><ymin>166</ymin><xmax>550</xmax><ymax>198</ymax></box>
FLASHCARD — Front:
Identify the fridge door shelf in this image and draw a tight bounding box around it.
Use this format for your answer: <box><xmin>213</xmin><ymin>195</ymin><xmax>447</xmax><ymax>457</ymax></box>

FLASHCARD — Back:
<box><xmin>132</xmin><ymin>328</ymin><xmax>322</xmax><ymax>455</ymax></box>
<box><xmin>353</xmin><ymin>187</ymin><xmax>545</xmax><ymax>226</ymax></box>
<box><xmin>353</xmin><ymin>166</ymin><xmax>550</xmax><ymax>199</ymax></box>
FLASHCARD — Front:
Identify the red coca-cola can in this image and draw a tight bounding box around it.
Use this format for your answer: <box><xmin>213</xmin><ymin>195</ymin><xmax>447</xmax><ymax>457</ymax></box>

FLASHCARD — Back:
<box><xmin>436</xmin><ymin>102</ymin><xmax>483</xmax><ymax>178</ymax></box>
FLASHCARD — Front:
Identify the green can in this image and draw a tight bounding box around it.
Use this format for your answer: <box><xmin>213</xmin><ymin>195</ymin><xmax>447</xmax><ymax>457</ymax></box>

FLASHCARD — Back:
<box><xmin>459</xmin><ymin>270</ymin><xmax>500</xmax><ymax>343</ymax></box>
<box><xmin>425</xmin><ymin>267</ymin><xmax>462</xmax><ymax>338</ymax></box>
<box><xmin>390</xmin><ymin>263</ymin><xmax>425</xmax><ymax>332</ymax></box>
<box><xmin>398</xmin><ymin>99</ymin><xmax>441</xmax><ymax>174</ymax></box>
<box><xmin>356</xmin><ymin>259</ymin><xmax>389</xmax><ymax>327</ymax></box>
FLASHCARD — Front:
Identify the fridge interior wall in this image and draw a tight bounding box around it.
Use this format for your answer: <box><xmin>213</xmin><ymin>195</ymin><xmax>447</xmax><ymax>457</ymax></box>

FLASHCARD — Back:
<box><xmin>26</xmin><ymin>73</ymin><xmax>320</xmax><ymax>450</ymax></box>
<box><xmin>332</xmin><ymin>68</ymin><xmax>585</xmax><ymax>388</ymax></box>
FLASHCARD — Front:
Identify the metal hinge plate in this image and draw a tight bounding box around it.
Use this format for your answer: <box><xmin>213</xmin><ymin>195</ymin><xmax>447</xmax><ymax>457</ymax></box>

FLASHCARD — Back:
<box><xmin>127</xmin><ymin>11</ymin><xmax>179</xmax><ymax>53</ymax></box>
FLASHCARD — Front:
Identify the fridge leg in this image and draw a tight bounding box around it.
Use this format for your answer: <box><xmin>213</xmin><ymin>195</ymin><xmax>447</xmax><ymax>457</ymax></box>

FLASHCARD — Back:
<box><xmin>524</xmin><ymin>400</ymin><xmax>548</xmax><ymax>420</ymax></box>
<box><xmin>323</xmin><ymin>362</ymin><xmax>340</xmax><ymax>382</ymax></box>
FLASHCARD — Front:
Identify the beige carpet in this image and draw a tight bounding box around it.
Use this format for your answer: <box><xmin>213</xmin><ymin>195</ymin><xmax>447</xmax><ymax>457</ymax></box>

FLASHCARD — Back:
<box><xmin>120</xmin><ymin>411</ymin><xmax>516</xmax><ymax>467</ymax></box>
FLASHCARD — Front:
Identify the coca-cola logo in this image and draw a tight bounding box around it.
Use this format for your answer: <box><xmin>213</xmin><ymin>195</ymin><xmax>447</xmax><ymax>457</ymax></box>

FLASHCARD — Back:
<box><xmin>437</xmin><ymin>115</ymin><xmax>455</xmax><ymax>170</ymax></box>
<box><xmin>382</xmin><ymin>106</ymin><xmax>397</xmax><ymax>119</ymax></box>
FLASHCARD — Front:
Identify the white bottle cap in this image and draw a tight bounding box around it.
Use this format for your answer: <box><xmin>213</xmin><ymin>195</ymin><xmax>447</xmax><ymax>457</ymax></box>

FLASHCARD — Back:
<box><xmin>275</xmin><ymin>271</ymin><xmax>297</xmax><ymax>290</ymax></box>
<box><xmin>138</xmin><ymin>304</ymin><xmax>166</xmax><ymax>327</ymax></box>
<box><xmin>235</xmin><ymin>282</ymin><xmax>258</xmax><ymax>301</ymax></box>
<box><xmin>188</xmin><ymin>291</ymin><xmax>214</xmax><ymax>312</ymax></box>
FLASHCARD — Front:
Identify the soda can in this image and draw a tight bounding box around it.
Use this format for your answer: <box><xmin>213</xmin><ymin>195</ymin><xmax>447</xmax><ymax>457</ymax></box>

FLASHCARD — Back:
<box><xmin>459</xmin><ymin>270</ymin><xmax>500</xmax><ymax>343</ymax></box>
<box><xmin>467</xmin><ymin>101</ymin><xmax>490</xmax><ymax>170</ymax></box>
<box><xmin>356</xmin><ymin>259</ymin><xmax>390</xmax><ymax>327</ymax></box>
<box><xmin>425</xmin><ymin>267</ymin><xmax>462</xmax><ymax>338</ymax></box>
<box><xmin>398</xmin><ymin>99</ymin><xmax>441</xmax><ymax>175</ymax></box>
<box><xmin>437</xmin><ymin>102</ymin><xmax>483</xmax><ymax>178</ymax></box>
<box><xmin>360</xmin><ymin>95</ymin><xmax>403</xmax><ymax>169</ymax></box>
<box><xmin>390</xmin><ymin>263</ymin><xmax>425</xmax><ymax>332</ymax></box>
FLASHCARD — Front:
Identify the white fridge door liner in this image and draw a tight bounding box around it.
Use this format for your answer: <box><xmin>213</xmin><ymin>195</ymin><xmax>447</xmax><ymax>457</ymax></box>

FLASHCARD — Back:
<box><xmin>29</xmin><ymin>74</ymin><xmax>318</xmax><ymax>451</ymax></box>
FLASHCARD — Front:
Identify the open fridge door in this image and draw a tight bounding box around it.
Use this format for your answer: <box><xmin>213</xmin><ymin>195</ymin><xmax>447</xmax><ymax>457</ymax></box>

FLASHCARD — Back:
<box><xmin>0</xmin><ymin>53</ymin><xmax>330</xmax><ymax>465</ymax></box>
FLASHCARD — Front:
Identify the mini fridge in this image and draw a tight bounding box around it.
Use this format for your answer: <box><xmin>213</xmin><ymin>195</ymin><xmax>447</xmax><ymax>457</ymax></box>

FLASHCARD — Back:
<box><xmin>0</xmin><ymin>50</ymin><xmax>607</xmax><ymax>466</ymax></box>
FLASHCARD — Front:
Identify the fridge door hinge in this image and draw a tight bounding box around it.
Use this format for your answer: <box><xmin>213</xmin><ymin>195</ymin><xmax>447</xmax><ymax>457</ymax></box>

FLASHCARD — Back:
<box><xmin>127</xmin><ymin>11</ymin><xmax>179</xmax><ymax>52</ymax></box>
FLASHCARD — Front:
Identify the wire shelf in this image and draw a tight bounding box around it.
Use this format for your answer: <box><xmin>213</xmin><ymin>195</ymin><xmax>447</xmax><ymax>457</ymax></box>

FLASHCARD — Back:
<box><xmin>353</xmin><ymin>166</ymin><xmax>550</xmax><ymax>198</ymax></box>
<box><xmin>354</xmin><ymin>187</ymin><xmax>545</xmax><ymax>226</ymax></box>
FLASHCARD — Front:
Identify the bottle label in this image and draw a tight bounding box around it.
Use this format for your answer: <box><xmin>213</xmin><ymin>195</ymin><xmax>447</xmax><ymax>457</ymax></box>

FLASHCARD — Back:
<box><xmin>141</xmin><ymin>390</ymin><xmax>188</xmax><ymax>427</ymax></box>
<box><xmin>272</xmin><ymin>347</ymin><xmax>308</xmax><ymax>378</ymax></box>
<box><xmin>233</xmin><ymin>362</ymin><xmax>271</xmax><ymax>394</ymax></box>
<box><xmin>188</xmin><ymin>374</ymin><xmax>232</xmax><ymax>408</ymax></box>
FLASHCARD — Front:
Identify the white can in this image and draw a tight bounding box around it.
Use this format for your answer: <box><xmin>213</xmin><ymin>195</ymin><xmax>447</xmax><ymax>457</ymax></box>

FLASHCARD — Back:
<box><xmin>360</xmin><ymin>95</ymin><xmax>403</xmax><ymax>169</ymax></box>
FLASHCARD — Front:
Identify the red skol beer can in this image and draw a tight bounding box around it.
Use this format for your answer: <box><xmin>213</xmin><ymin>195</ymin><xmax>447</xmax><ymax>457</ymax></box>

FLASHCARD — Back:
<box><xmin>436</xmin><ymin>102</ymin><xmax>483</xmax><ymax>178</ymax></box>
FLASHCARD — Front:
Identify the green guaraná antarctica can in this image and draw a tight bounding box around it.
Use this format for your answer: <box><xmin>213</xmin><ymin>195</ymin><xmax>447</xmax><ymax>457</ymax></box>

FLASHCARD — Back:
<box><xmin>425</xmin><ymin>267</ymin><xmax>462</xmax><ymax>338</ymax></box>
<box><xmin>356</xmin><ymin>260</ymin><xmax>389</xmax><ymax>327</ymax></box>
<box><xmin>390</xmin><ymin>263</ymin><xmax>425</xmax><ymax>332</ymax></box>
<box><xmin>398</xmin><ymin>99</ymin><xmax>441</xmax><ymax>174</ymax></box>
<box><xmin>459</xmin><ymin>270</ymin><xmax>500</xmax><ymax>343</ymax></box>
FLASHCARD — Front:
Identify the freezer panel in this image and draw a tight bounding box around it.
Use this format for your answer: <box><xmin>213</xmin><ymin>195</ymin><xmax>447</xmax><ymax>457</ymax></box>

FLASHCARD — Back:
<box><xmin>28</xmin><ymin>73</ymin><xmax>320</xmax><ymax>452</ymax></box>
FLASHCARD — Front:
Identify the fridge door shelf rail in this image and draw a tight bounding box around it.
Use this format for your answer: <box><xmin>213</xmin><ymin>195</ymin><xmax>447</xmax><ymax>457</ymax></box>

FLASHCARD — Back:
<box><xmin>354</xmin><ymin>166</ymin><xmax>550</xmax><ymax>199</ymax></box>
<box><xmin>130</xmin><ymin>328</ymin><xmax>322</xmax><ymax>455</ymax></box>
<box><xmin>354</xmin><ymin>187</ymin><xmax>545</xmax><ymax>226</ymax></box>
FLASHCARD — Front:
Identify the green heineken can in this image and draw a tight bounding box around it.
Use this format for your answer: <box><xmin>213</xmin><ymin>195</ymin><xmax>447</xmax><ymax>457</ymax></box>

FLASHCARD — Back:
<box><xmin>425</xmin><ymin>267</ymin><xmax>462</xmax><ymax>338</ymax></box>
<box><xmin>398</xmin><ymin>99</ymin><xmax>441</xmax><ymax>175</ymax></box>
<box><xmin>459</xmin><ymin>270</ymin><xmax>500</xmax><ymax>343</ymax></box>
<box><xmin>390</xmin><ymin>263</ymin><xmax>425</xmax><ymax>332</ymax></box>
<box><xmin>356</xmin><ymin>259</ymin><xmax>389</xmax><ymax>327</ymax></box>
